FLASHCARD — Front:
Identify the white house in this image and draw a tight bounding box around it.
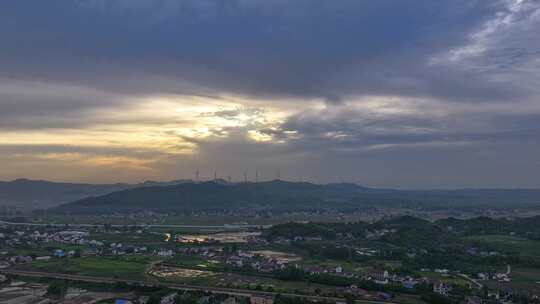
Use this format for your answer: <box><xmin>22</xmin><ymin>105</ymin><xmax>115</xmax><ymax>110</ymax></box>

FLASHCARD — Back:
<box><xmin>434</xmin><ymin>282</ymin><xmax>453</xmax><ymax>296</ymax></box>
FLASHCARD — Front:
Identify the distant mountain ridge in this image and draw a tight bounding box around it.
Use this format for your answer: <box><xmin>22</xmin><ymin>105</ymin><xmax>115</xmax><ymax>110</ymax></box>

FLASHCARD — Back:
<box><xmin>0</xmin><ymin>178</ymin><xmax>192</xmax><ymax>209</ymax></box>
<box><xmin>47</xmin><ymin>180</ymin><xmax>540</xmax><ymax>215</ymax></box>
<box><xmin>49</xmin><ymin>180</ymin><xmax>368</xmax><ymax>214</ymax></box>
<box><xmin>3</xmin><ymin>178</ymin><xmax>540</xmax><ymax>213</ymax></box>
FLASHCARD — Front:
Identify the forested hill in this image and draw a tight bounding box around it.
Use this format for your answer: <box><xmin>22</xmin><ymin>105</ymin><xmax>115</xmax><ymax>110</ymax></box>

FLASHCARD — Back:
<box><xmin>264</xmin><ymin>215</ymin><xmax>540</xmax><ymax>243</ymax></box>
<box><xmin>0</xmin><ymin>178</ymin><xmax>191</xmax><ymax>209</ymax></box>
<box><xmin>48</xmin><ymin>180</ymin><xmax>372</xmax><ymax>214</ymax></box>
<box><xmin>47</xmin><ymin>180</ymin><xmax>540</xmax><ymax>215</ymax></box>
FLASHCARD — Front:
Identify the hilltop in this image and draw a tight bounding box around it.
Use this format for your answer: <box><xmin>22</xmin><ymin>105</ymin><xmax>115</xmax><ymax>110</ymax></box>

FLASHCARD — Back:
<box><xmin>46</xmin><ymin>180</ymin><xmax>540</xmax><ymax>215</ymax></box>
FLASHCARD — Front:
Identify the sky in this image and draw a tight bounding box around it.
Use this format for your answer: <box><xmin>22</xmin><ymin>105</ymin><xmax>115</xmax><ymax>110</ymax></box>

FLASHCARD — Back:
<box><xmin>0</xmin><ymin>0</ymin><xmax>539</xmax><ymax>188</ymax></box>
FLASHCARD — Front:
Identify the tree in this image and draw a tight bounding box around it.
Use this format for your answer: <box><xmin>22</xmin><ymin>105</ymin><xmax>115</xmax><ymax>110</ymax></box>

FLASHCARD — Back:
<box><xmin>47</xmin><ymin>280</ymin><xmax>67</xmax><ymax>299</ymax></box>
<box><xmin>147</xmin><ymin>292</ymin><xmax>163</xmax><ymax>304</ymax></box>
<box><xmin>174</xmin><ymin>292</ymin><xmax>199</xmax><ymax>304</ymax></box>
<box><xmin>345</xmin><ymin>293</ymin><xmax>355</xmax><ymax>304</ymax></box>
<box><xmin>481</xmin><ymin>286</ymin><xmax>489</xmax><ymax>299</ymax></box>
<box><xmin>148</xmin><ymin>288</ymin><xmax>171</xmax><ymax>304</ymax></box>
<box><xmin>73</xmin><ymin>249</ymin><xmax>82</xmax><ymax>258</ymax></box>
<box><xmin>420</xmin><ymin>293</ymin><xmax>451</xmax><ymax>304</ymax></box>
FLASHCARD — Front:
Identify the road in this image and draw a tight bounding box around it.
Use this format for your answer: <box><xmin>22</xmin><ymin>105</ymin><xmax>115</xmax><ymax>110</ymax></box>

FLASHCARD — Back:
<box><xmin>457</xmin><ymin>273</ymin><xmax>483</xmax><ymax>289</ymax></box>
<box><xmin>2</xmin><ymin>269</ymin><xmax>397</xmax><ymax>304</ymax></box>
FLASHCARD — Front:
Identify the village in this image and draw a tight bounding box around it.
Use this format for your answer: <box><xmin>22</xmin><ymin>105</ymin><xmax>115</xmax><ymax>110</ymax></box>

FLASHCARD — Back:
<box><xmin>0</xmin><ymin>222</ymin><xmax>526</xmax><ymax>304</ymax></box>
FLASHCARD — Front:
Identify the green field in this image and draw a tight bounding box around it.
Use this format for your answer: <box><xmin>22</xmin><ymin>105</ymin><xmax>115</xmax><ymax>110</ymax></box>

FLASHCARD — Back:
<box><xmin>17</xmin><ymin>256</ymin><xmax>151</xmax><ymax>280</ymax></box>
<box><xmin>508</xmin><ymin>268</ymin><xmax>540</xmax><ymax>293</ymax></box>
<box><xmin>463</xmin><ymin>234</ymin><xmax>540</xmax><ymax>256</ymax></box>
<box><xmin>166</xmin><ymin>255</ymin><xmax>226</xmax><ymax>271</ymax></box>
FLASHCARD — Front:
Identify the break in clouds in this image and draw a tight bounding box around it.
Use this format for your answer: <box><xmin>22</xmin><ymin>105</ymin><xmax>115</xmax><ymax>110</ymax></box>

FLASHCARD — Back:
<box><xmin>0</xmin><ymin>0</ymin><xmax>539</xmax><ymax>187</ymax></box>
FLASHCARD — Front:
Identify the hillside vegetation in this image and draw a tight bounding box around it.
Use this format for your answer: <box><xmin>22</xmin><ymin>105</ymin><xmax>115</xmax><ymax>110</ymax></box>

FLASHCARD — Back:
<box><xmin>46</xmin><ymin>180</ymin><xmax>540</xmax><ymax>215</ymax></box>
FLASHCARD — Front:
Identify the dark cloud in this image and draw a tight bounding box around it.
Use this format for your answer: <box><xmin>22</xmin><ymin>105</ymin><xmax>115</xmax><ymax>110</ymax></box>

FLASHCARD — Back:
<box><xmin>0</xmin><ymin>0</ymin><xmax>519</xmax><ymax>102</ymax></box>
<box><xmin>279</xmin><ymin>105</ymin><xmax>540</xmax><ymax>152</ymax></box>
<box><xmin>0</xmin><ymin>81</ymin><xmax>127</xmax><ymax>129</ymax></box>
<box><xmin>1</xmin><ymin>0</ymin><xmax>540</xmax><ymax>187</ymax></box>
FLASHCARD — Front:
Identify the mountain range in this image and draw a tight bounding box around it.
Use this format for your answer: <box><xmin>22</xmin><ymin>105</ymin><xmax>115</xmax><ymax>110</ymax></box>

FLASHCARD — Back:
<box><xmin>47</xmin><ymin>180</ymin><xmax>540</xmax><ymax>215</ymax></box>
<box><xmin>2</xmin><ymin>178</ymin><xmax>540</xmax><ymax>214</ymax></box>
<box><xmin>0</xmin><ymin>178</ymin><xmax>190</xmax><ymax>210</ymax></box>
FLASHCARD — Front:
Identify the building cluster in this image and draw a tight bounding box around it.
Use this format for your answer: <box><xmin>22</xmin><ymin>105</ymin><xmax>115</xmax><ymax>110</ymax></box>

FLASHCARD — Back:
<box><xmin>0</xmin><ymin>228</ymin><xmax>93</xmax><ymax>247</ymax></box>
<box><xmin>170</xmin><ymin>245</ymin><xmax>475</xmax><ymax>299</ymax></box>
<box><xmin>365</xmin><ymin>228</ymin><xmax>396</xmax><ymax>239</ymax></box>
<box><xmin>97</xmin><ymin>242</ymin><xmax>149</xmax><ymax>256</ymax></box>
<box><xmin>0</xmin><ymin>227</ymin><xmax>98</xmax><ymax>267</ymax></box>
<box><xmin>225</xmin><ymin>251</ymin><xmax>289</xmax><ymax>273</ymax></box>
<box><xmin>477</xmin><ymin>270</ymin><xmax>512</xmax><ymax>282</ymax></box>
<box><xmin>466</xmin><ymin>246</ymin><xmax>501</xmax><ymax>257</ymax></box>
<box><xmin>170</xmin><ymin>246</ymin><xmax>291</xmax><ymax>273</ymax></box>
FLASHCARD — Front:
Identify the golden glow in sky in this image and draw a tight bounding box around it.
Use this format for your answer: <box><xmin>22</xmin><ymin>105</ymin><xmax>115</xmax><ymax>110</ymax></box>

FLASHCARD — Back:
<box><xmin>0</xmin><ymin>91</ymin><xmax>454</xmax><ymax>182</ymax></box>
<box><xmin>0</xmin><ymin>93</ymin><xmax>314</xmax><ymax>182</ymax></box>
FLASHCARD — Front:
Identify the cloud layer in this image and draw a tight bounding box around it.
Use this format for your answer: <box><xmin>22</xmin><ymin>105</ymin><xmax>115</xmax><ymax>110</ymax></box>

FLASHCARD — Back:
<box><xmin>0</xmin><ymin>0</ymin><xmax>539</xmax><ymax>187</ymax></box>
